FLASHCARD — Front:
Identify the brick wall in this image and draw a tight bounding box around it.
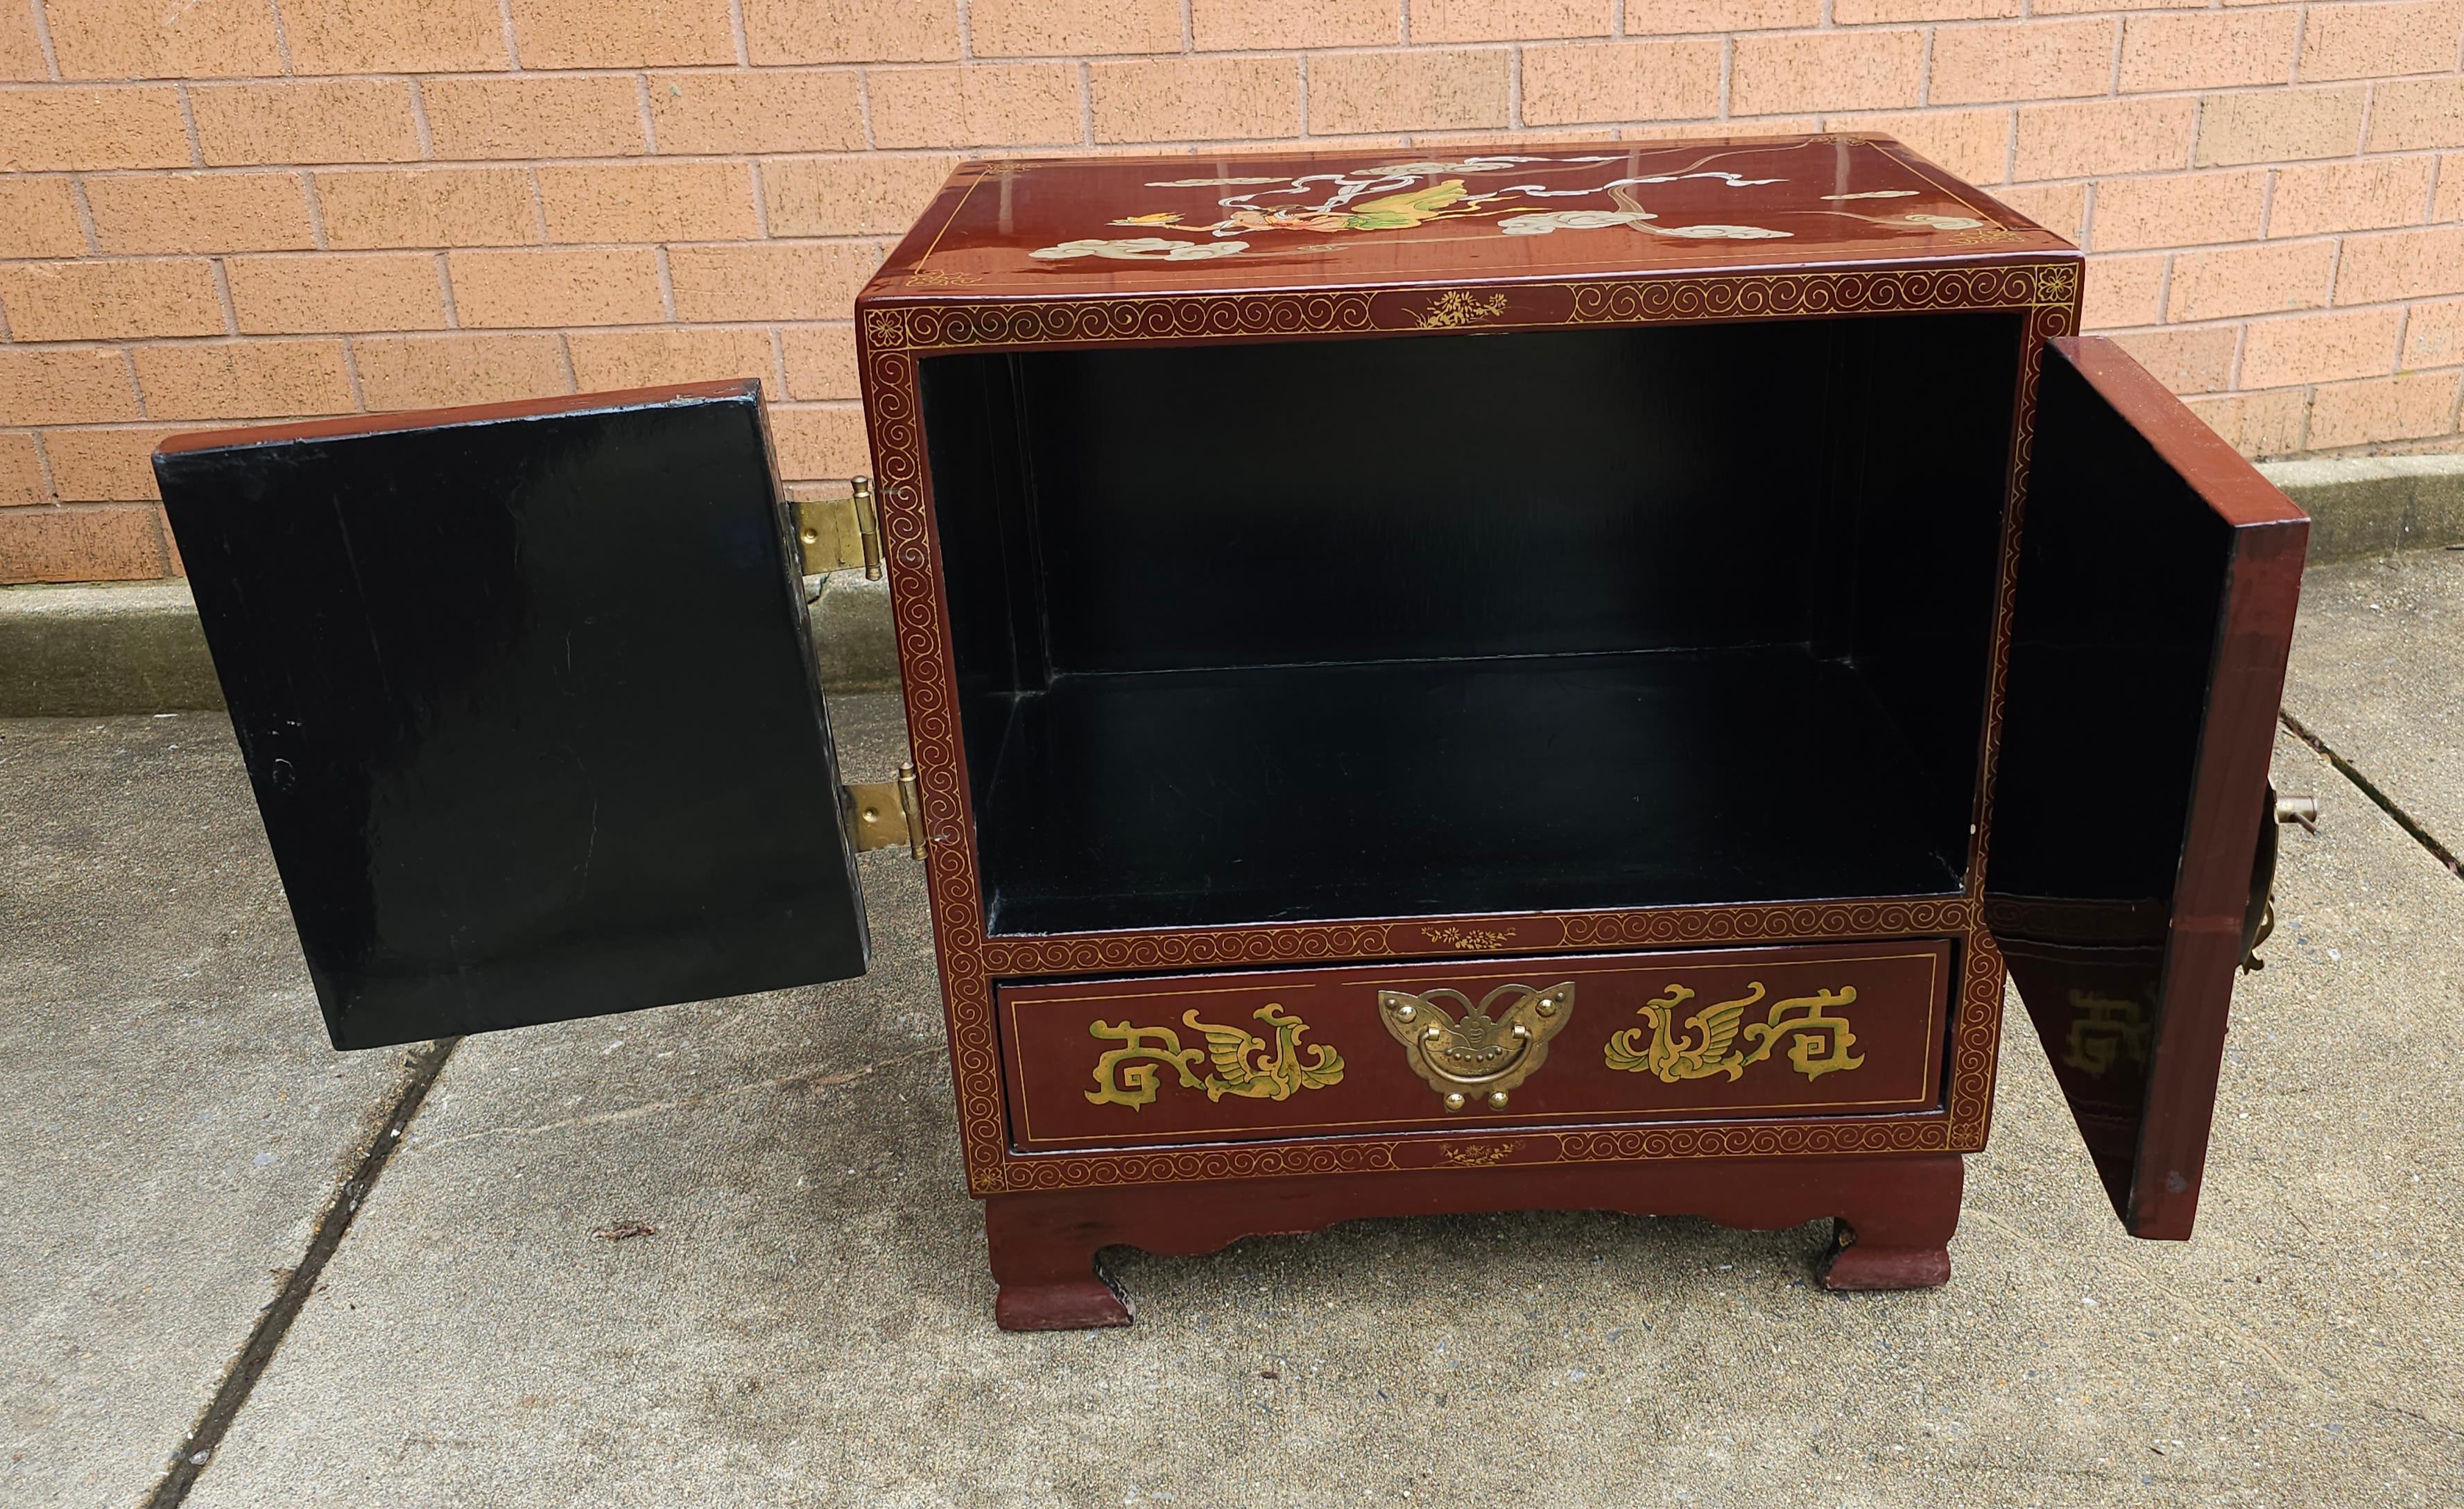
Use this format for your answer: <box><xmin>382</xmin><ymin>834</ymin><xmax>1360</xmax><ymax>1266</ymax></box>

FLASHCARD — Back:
<box><xmin>1</xmin><ymin>0</ymin><xmax>2461</xmax><ymax>583</ymax></box>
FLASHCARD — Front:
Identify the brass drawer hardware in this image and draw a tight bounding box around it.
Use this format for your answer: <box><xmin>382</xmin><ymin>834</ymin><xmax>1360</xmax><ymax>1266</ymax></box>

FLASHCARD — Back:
<box><xmin>1378</xmin><ymin>982</ymin><xmax>1574</xmax><ymax>1112</ymax></box>
<box><xmin>843</xmin><ymin>761</ymin><xmax>923</xmax><ymax>857</ymax></box>
<box><xmin>797</xmin><ymin>474</ymin><xmax>883</xmax><ymax>580</ymax></box>
<box><xmin>1603</xmin><ymin>982</ymin><xmax>1864</xmax><ymax>1083</ymax></box>
<box><xmin>1085</xmin><ymin>1006</ymin><xmax>1345</xmax><ymax>1109</ymax></box>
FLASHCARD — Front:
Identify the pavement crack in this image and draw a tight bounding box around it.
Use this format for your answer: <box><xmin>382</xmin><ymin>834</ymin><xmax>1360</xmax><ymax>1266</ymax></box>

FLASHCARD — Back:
<box><xmin>140</xmin><ymin>1035</ymin><xmax>460</xmax><ymax>1509</ymax></box>
<box><xmin>2280</xmin><ymin>710</ymin><xmax>2462</xmax><ymax>879</ymax></box>
<box><xmin>417</xmin><ymin>1042</ymin><xmax>946</xmax><ymax>1150</ymax></box>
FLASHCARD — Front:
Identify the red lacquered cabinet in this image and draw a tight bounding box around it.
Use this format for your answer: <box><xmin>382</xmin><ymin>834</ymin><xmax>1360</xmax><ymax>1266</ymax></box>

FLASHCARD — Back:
<box><xmin>154</xmin><ymin>135</ymin><xmax>2310</xmax><ymax>1330</ymax></box>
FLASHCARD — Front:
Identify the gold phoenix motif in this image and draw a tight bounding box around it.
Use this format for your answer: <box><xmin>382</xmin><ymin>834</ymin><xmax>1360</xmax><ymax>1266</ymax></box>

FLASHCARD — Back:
<box><xmin>1085</xmin><ymin>1005</ymin><xmax>1345</xmax><ymax>1110</ymax></box>
<box><xmin>1379</xmin><ymin>982</ymin><xmax>1575</xmax><ymax>1112</ymax></box>
<box><xmin>1603</xmin><ymin>982</ymin><xmax>1865</xmax><ymax>1083</ymax></box>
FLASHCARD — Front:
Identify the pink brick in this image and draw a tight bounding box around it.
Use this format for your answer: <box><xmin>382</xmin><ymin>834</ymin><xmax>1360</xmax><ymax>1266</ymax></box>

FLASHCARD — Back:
<box><xmin>1992</xmin><ymin>182</ymin><xmax>2087</xmax><ymax>242</ymax></box>
<box><xmin>1413</xmin><ymin>0</ymin><xmax>1612</xmax><ymax>42</ymax></box>
<box><xmin>2167</xmin><ymin>241</ymin><xmax>2335</xmax><ymax>321</ymax></box>
<box><xmin>2306</xmin><ymin>370</ymin><xmax>2461</xmax><ymax>449</ymax></box>
<box><xmin>1928</xmin><ymin>19</ymin><xmax>2115</xmax><ymax>106</ymax></box>
<box><xmin>1732</xmin><ymin>31</ymin><xmax>1925</xmax><ymax>117</ymax></box>
<box><xmin>2237</xmin><ymin>307</ymin><xmax>2402</xmax><ymax>387</ymax></box>
<box><xmin>2083</xmin><ymin>252</ymin><xmax>2166</xmax><ymax>328</ymax></box>
<box><xmin>1826</xmin><ymin>111</ymin><xmax>2011</xmax><ymax>186</ymax></box>
<box><xmin>1191</xmin><ymin>0</ymin><xmax>1398</xmax><ymax>49</ymax></box>
<box><xmin>869</xmin><ymin>65</ymin><xmax>1085</xmax><ymax>149</ymax></box>
<box><xmin>2119</xmin><ymin>10</ymin><xmax>2298</xmax><ymax>94</ymax></box>
<box><xmin>2268</xmin><ymin>157</ymin><xmax>2439</xmax><ymax>239</ymax></box>
<box><xmin>1522</xmin><ymin>41</ymin><xmax>1722</xmax><ymax>127</ymax></box>
<box><xmin>2402</xmin><ymin>298</ymin><xmax>2464</xmax><ymax>369</ymax></box>
<box><xmin>766</xmin><ymin>404</ymin><xmax>870</xmax><ymax>480</ymax></box>
<box><xmin>2015</xmin><ymin>97</ymin><xmax>2198</xmax><ymax>181</ymax></box>
<box><xmin>1308</xmin><ymin>49</ymin><xmax>1511</xmax><ymax>135</ymax></box>
<box><xmin>0</xmin><ymin>504</ymin><xmax>165</xmax><ymax>582</ymax></box>
<box><xmin>1838</xmin><ymin>0</ymin><xmax>2015</xmax><ymax>16</ymax></box>
<box><xmin>1619</xmin><ymin>0</ymin><xmax>1820</xmax><ymax>28</ymax></box>
<box><xmin>970</xmin><ymin>0</ymin><xmax>1182</xmax><ymax>55</ymax></box>
<box><xmin>2335</xmin><ymin>226</ymin><xmax>2464</xmax><ymax>307</ymax></box>
<box><xmin>743</xmin><ymin>0</ymin><xmax>959</xmax><ymax>64</ymax></box>
<box><xmin>2090</xmin><ymin>170</ymin><xmax>2265</xmax><ymax>253</ymax></box>
<box><xmin>2436</xmin><ymin>155</ymin><xmax>2464</xmax><ymax>221</ymax></box>
<box><xmin>2185</xmin><ymin>388</ymin><xmax>2308</xmax><ymax>459</ymax></box>
<box><xmin>2300</xmin><ymin>0</ymin><xmax>2464</xmax><ymax>83</ymax></box>
<box><xmin>782</xmin><ymin>325</ymin><xmax>859</xmax><ymax>399</ymax></box>
<box><xmin>0</xmin><ymin>433</ymin><xmax>42</xmax><ymax>505</ymax></box>
<box><xmin>2111</xmin><ymin>325</ymin><xmax>2238</xmax><ymax>393</ymax></box>
<box><xmin>1090</xmin><ymin>57</ymin><xmax>1304</xmax><ymax>143</ymax></box>
<box><xmin>2365</xmin><ymin>78</ymin><xmax>2464</xmax><ymax>153</ymax></box>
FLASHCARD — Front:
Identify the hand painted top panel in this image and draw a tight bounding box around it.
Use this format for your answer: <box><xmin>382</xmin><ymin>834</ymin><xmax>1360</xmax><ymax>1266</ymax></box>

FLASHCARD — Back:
<box><xmin>865</xmin><ymin>134</ymin><xmax>2070</xmax><ymax>301</ymax></box>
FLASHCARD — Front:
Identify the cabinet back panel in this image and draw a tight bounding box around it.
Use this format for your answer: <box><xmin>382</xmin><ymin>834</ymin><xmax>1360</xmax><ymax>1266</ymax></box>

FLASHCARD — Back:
<box><xmin>1013</xmin><ymin>322</ymin><xmax>1832</xmax><ymax>671</ymax></box>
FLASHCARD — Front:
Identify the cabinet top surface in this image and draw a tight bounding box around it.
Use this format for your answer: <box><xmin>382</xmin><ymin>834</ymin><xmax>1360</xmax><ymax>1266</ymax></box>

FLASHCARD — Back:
<box><xmin>865</xmin><ymin>133</ymin><xmax>2071</xmax><ymax>302</ymax></box>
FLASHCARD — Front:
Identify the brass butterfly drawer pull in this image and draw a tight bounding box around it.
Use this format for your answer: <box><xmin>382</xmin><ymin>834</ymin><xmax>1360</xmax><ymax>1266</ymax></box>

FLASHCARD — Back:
<box><xmin>1377</xmin><ymin>982</ymin><xmax>1575</xmax><ymax>1112</ymax></box>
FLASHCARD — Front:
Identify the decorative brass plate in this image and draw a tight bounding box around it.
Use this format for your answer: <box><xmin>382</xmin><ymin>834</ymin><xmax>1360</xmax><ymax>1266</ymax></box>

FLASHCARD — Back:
<box><xmin>1377</xmin><ymin>982</ymin><xmax>1574</xmax><ymax>1112</ymax></box>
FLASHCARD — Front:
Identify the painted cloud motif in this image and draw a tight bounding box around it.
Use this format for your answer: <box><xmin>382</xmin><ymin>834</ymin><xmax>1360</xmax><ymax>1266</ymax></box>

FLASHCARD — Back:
<box><xmin>1028</xmin><ymin>237</ymin><xmax>1252</xmax><ymax>261</ymax></box>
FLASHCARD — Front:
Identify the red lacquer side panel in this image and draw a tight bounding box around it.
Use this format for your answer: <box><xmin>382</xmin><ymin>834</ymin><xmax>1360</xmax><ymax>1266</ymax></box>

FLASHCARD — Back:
<box><xmin>999</xmin><ymin>942</ymin><xmax>1950</xmax><ymax>1153</ymax></box>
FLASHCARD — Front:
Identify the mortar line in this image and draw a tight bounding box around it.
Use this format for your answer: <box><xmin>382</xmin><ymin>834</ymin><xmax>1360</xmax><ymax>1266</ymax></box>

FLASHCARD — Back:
<box><xmin>138</xmin><ymin>1036</ymin><xmax>462</xmax><ymax>1509</ymax></box>
<box><xmin>2280</xmin><ymin>709</ymin><xmax>2462</xmax><ymax>879</ymax></box>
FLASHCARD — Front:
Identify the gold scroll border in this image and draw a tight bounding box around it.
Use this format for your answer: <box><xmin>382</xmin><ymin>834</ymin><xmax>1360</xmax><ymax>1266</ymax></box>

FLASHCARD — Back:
<box><xmin>862</xmin><ymin>268</ymin><xmax>2075</xmax><ymax>1194</ymax></box>
<box><xmin>862</xmin><ymin>261</ymin><xmax>2076</xmax><ymax>356</ymax></box>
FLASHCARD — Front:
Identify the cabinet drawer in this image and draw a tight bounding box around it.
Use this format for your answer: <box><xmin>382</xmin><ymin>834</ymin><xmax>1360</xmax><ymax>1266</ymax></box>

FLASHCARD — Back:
<box><xmin>998</xmin><ymin>940</ymin><xmax>1950</xmax><ymax>1152</ymax></box>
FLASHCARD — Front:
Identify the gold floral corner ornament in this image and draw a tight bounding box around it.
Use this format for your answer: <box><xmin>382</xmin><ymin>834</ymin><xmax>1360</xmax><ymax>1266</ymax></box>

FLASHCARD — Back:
<box><xmin>1379</xmin><ymin>982</ymin><xmax>1575</xmax><ymax>1112</ymax></box>
<box><xmin>1604</xmin><ymin>982</ymin><xmax>1865</xmax><ymax>1083</ymax></box>
<box><xmin>1085</xmin><ymin>1006</ymin><xmax>1344</xmax><ymax>1109</ymax></box>
<box><xmin>1414</xmin><ymin>291</ymin><xmax>1509</xmax><ymax>329</ymax></box>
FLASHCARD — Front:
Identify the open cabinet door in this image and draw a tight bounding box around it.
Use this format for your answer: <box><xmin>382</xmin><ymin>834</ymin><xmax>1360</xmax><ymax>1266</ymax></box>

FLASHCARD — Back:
<box><xmin>155</xmin><ymin>381</ymin><xmax>872</xmax><ymax>1051</ymax></box>
<box><xmin>1986</xmin><ymin>337</ymin><xmax>2307</xmax><ymax>1240</ymax></box>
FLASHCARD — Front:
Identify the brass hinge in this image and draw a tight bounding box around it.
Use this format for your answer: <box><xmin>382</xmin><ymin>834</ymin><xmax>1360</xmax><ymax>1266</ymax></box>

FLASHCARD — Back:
<box><xmin>796</xmin><ymin>475</ymin><xmax>882</xmax><ymax>580</ymax></box>
<box><xmin>844</xmin><ymin>761</ymin><xmax>923</xmax><ymax>858</ymax></box>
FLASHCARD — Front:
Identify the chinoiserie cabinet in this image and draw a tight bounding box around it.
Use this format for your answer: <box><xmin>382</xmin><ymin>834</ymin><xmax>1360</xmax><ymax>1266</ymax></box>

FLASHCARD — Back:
<box><xmin>156</xmin><ymin>135</ymin><xmax>2311</xmax><ymax>1331</ymax></box>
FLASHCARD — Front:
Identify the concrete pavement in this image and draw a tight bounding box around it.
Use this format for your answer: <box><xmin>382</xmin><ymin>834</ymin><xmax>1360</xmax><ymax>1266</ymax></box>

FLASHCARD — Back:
<box><xmin>0</xmin><ymin>715</ymin><xmax>434</xmax><ymax>1507</ymax></box>
<box><xmin>5</xmin><ymin>556</ymin><xmax>2463</xmax><ymax>1507</ymax></box>
<box><xmin>2280</xmin><ymin>547</ymin><xmax>2464</xmax><ymax>859</ymax></box>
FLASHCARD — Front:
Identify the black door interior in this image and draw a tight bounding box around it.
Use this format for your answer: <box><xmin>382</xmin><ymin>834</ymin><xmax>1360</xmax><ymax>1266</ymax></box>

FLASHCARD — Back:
<box><xmin>157</xmin><ymin>381</ymin><xmax>870</xmax><ymax>1049</ymax></box>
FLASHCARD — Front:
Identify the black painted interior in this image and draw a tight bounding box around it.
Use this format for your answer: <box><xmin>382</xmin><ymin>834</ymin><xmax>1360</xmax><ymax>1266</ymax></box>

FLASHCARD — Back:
<box><xmin>1988</xmin><ymin>349</ymin><xmax>2234</xmax><ymax>906</ymax></box>
<box><xmin>923</xmin><ymin>313</ymin><xmax>2024</xmax><ymax>935</ymax></box>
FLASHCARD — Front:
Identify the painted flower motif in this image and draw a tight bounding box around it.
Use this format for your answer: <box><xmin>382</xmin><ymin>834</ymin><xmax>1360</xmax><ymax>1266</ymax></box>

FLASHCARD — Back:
<box><xmin>1896</xmin><ymin>213</ymin><xmax>1988</xmax><ymax>231</ymax></box>
<box><xmin>1649</xmin><ymin>223</ymin><xmax>1793</xmax><ymax>239</ymax></box>
<box><xmin>1028</xmin><ymin>237</ymin><xmax>1252</xmax><ymax>262</ymax></box>
<box><xmin>1499</xmin><ymin>209</ymin><xmax>1791</xmax><ymax>241</ymax></box>
<box><xmin>1820</xmin><ymin>189</ymin><xmax>1920</xmax><ymax>200</ymax></box>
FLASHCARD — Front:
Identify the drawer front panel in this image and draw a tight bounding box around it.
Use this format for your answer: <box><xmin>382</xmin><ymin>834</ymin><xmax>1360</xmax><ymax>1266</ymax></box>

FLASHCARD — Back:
<box><xmin>999</xmin><ymin>940</ymin><xmax>1949</xmax><ymax>1152</ymax></box>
